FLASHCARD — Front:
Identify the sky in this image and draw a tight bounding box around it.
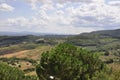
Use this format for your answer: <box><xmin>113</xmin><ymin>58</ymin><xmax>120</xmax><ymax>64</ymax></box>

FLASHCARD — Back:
<box><xmin>0</xmin><ymin>0</ymin><xmax>120</xmax><ymax>34</ymax></box>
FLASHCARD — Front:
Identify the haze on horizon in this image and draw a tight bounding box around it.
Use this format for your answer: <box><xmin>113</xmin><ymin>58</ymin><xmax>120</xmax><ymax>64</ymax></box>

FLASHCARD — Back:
<box><xmin>0</xmin><ymin>0</ymin><xmax>120</xmax><ymax>34</ymax></box>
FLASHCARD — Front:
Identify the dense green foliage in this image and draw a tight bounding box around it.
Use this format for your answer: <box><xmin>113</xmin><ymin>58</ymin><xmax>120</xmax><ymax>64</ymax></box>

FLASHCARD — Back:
<box><xmin>0</xmin><ymin>62</ymin><xmax>24</xmax><ymax>80</ymax></box>
<box><xmin>36</xmin><ymin>43</ymin><xmax>107</xmax><ymax>80</ymax></box>
<box><xmin>0</xmin><ymin>62</ymin><xmax>38</xmax><ymax>80</ymax></box>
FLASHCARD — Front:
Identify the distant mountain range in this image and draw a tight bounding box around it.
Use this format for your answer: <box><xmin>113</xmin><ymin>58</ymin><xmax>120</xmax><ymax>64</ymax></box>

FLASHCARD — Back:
<box><xmin>0</xmin><ymin>31</ymin><xmax>46</xmax><ymax>36</ymax></box>
<box><xmin>0</xmin><ymin>29</ymin><xmax>120</xmax><ymax>36</ymax></box>
<box><xmin>0</xmin><ymin>31</ymin><xmax>68</xmax><ymax>36</ymax></box>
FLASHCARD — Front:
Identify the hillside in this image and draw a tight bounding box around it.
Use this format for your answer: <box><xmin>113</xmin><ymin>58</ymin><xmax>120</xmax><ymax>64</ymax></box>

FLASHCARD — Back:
<box><xmin>67</xmin><ymin>29</ymin><xmax>120</xmax><ymax>51</ymax></box>
<box><xmin>81</xmin><ymin>29</ymin><xmax>120</xmax><ymax>38</ymax></box>
<box><xmin>0</xmin><ymin>35</ymin><xmax>70</xmax><ymax>48</ymax></box>
<box><xmin>1</xmin><ymin>28</ymin><xmax>120</xmax><ymax>56</ymax></box>
<box><xmin>0</xmin><ymin>45</ymin><xmax>53</xmax><ymax>75</ymax></box>
<box><xmin>67</xmin><ymin>29</ymin><xmax>120</xmax><ymax>70</ymax></box>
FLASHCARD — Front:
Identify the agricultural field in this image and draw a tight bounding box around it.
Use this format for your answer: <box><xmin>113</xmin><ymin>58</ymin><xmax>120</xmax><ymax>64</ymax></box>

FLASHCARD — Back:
<box><xmin>0</xmin><ymin>44</ymin><xmax>53</xmax><ymax>76</ymax></box>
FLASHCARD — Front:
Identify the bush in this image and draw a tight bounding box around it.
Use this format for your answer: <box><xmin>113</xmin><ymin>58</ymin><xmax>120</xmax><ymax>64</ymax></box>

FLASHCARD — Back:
<box><xmin>0</xmin><ymin>62</ymin><xmax>24</xmax><ymax>80</ymax></box>
<box><xmin>105</xmin><ymin>59</ymin><xmax>114</xmax><ymax>64</ymax></box>
<box><xmin>23</xmin><ymin>75</ymin><xmax>38</xmax><ymax>80</ymax></box>
<box><xmin>0</xmin><ymin>62</ymin><xmax>38</xmax><ymax>80</ymax></box>
<box><xmin>36</xmin><ymin>43</ymin><xmax>106</xmax><ymax>80</ymax></box>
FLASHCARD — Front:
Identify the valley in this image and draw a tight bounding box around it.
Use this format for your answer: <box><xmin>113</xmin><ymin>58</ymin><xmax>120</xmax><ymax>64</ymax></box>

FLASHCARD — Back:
<box><xmin>0</xmin><ymin>29</ymin><xmax>120</xmax><ymax>79</ymax></box>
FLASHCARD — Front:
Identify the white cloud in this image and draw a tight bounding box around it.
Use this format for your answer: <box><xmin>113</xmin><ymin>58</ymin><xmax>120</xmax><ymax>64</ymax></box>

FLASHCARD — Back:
<box><xmin>69</xmin><ymin>0</ymin><xmax>120</xmax><ymax>29</ymax></box>
<box><xmin>24</xmin><ymin>0</ymin><xmax>53</xmax><ymax>10</ymax></box>
<box><xmin>56</xmin><ymin>0</ymin><xmax>93</xmax><ymax>3</ymax></box>
<box><xmin>0</xmin><ymin>3</ymin><xmax>14</xmax><ymax>11</ymax></box>
<box><xmin>56</xmin><ymin>10</ymin><xmax>64</xmax><ymax>15</ymax></box>
<box><xmin>24</xmin><ymin>0</ymin><xmax>93</xmax><ymax>10</ymax></box>
<box><xmin>1</xmin><ymin>0</ymin><xmax>120</xmax><ymax>34</ymax></box>
<box><xmin>8</xmin><ymin>17</ymin><xmax>28</xmax><ymax>26</ymax></box>
<box><xmin>39</xmin><ymin>3</ymin><xmax>54</xmax><ymax>11</ymax></box>
<box><xmin>56</xmin><ymin>3</ymin><xmax>64</xmax><ymax>9</ymax></box>
<box><xmin>108</xmin><ymin>0</ymin><xmax>120</xmax><ymax>7</ymax></box>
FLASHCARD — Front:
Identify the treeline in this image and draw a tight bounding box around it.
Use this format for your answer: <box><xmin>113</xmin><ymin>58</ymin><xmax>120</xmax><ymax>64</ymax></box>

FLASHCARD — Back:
<box><xmin>0</xmin><ymin>35</ymin><xmax>39</xmax><ymax>47</ymax></box>
<box><xmin>0</xmin><ymin>35</ymin><xmax>68</xmax><ymax>47</ymax></box>
<box><xmin>0</xmin><ymin>43</ymin><xmax>39</xmax><ymax>55</ymax></box>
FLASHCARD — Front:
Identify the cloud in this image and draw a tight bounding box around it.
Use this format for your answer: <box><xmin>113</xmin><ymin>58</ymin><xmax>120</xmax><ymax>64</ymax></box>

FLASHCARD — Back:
<box><xmin>70</xmin><ymin>0</ymin><xmax>120</xmax><ymax>29</ymax></box>
<box><xmin>56</xmin><ymin>3</ymin><xmax>64</xmax><ymax>9</ymax></box>
<box><xmin>0</xmin><ymin>3</ymin><xmax>14</xmax><ymax>11</ymax></box>
<box><xmin>108</xmin><ymin>0</ymin><xmax>120</xmax><ymax>7</ymax></box>
<box><xmin>0</xmin><ymin>0</ymin><xmax>120</xmax><ymax>34</ymax></box>
<box><xmin>25</xmin><ymin>0</ymin><xmax>93</xmax><ymax>4</ymax></box>
<box><xmin>24</xmin><ymin>0</ymin><xmax>53</xmax><ymax>10</ymax></box>
<box><xmin>6</xmin><ymin>16</ymin><xmax>95</xmax><ymax>34</ymax></box>
<box><xmin>56</xmin><ymin>0</ymin><xmax>93</xmax><ymax>3</ymax></box>
<box><xmin>0</xmin><ymin>0</ymin><xmax>16</xmax><ymax>4</ymax></box>
<box><xmin>24</xmin><ymin>0</ymin><xmax>93</xmax><ymax>10</ymax></box>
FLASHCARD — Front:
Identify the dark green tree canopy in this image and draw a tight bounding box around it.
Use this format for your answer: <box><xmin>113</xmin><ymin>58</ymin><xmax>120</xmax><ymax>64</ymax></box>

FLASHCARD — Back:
<box><xmin>36</xmin><ymin>43</ymin><xmax>106</xmax><ymax>80</ymax></box>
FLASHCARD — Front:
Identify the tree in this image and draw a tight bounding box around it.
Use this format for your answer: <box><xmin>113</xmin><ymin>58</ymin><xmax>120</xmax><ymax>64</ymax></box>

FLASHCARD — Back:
<box><xmin>36</xmin><ymin>43</ymin><xmax>106</xmax><ymax>80</ymax></box>
<box><xmin>0</xmin><ymin>62</ymin><xmax>24</xmax><ymax>80</ymax></box>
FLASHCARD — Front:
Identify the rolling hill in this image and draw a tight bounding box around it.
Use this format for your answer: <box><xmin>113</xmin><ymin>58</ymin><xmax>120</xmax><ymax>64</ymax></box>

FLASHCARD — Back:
<box><xmin>67</xmin><ymin>29</ymin><xmax>120</xmax><ymax>53</ymax></box>
<box><xmin>81</xmin><ymin>29</ymin><xmax>120</xmax><ymax>38</ymax></box>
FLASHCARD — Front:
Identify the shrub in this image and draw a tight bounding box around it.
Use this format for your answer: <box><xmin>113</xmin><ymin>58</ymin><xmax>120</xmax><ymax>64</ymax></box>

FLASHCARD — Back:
<box><xmin>0</xmin><ymin>62</ymin><xmax>24</xmax><ymax>80</ymax></box>
<box><xmin>0</xmin><ymin>62</ymin><xmax>38</xmax><ymax>80</ymax></box>
<box><xmin>36</xmin><ymin>43</ymin><xmax>106</xmax><ymax>80</ymax></box>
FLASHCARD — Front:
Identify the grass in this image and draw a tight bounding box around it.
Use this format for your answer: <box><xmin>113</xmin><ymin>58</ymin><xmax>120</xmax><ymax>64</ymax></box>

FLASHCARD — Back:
<box><xmin>0</xmin><ymin>50</ymin><xmax>29</xmax><ymax>58</ymax></box>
